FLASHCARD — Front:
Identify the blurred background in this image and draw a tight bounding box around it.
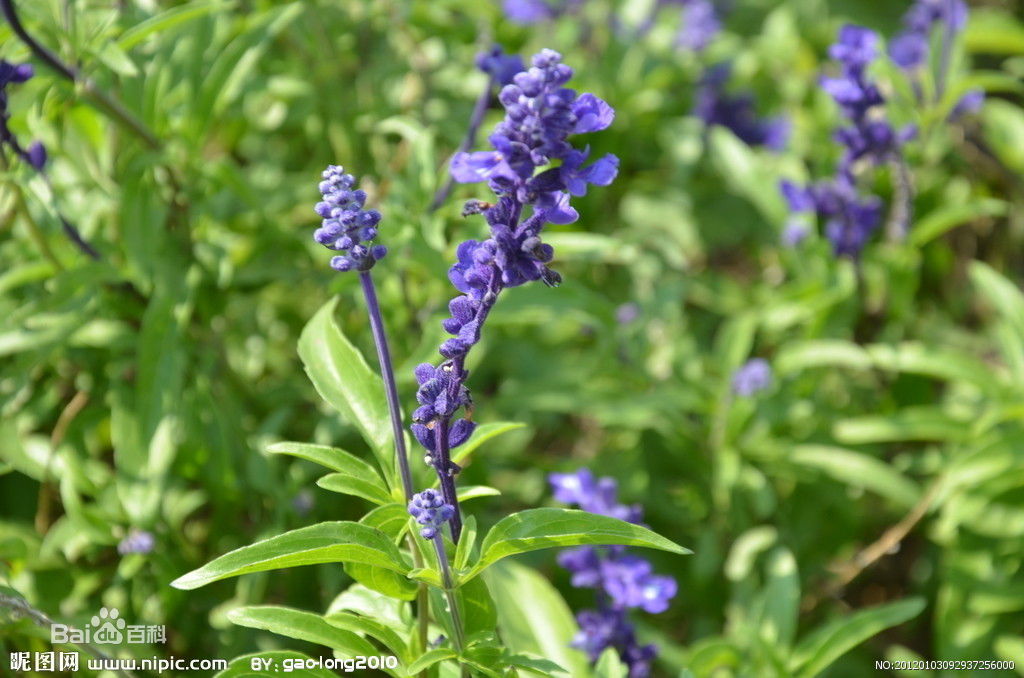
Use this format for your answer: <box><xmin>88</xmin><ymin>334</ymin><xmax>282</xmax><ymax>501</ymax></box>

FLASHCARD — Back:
<box><xmin>2</xmin><ymin>0</ymin><xmax>1024</xmax><ymax>675</ymax></box>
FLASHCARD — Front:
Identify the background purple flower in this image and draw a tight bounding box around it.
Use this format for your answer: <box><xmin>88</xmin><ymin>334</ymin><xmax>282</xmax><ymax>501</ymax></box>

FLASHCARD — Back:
<box><xmin>550</xmin><ymin>470</ymin><xmax>676</xmax><ymax>677</ymax></box>
<box><xmin>732</xmin><ymin>357</ymin><xmax>771</xmax><ymax>397</ymax></box>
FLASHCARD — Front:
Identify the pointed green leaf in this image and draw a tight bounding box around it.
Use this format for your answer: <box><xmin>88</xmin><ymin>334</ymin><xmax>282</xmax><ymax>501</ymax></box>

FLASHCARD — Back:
<box><xmin>344</xmin><ymin>504</ymin><xmax>418</xmax><ymax>601</ymax></box>
<box><xmin>171</xmin><ymin>522</ymin><xmax>409</xmax><ymax>590</ymax></box>
<box><xmin>317</xmin><ymin>473</ymin><xmax>392</xmax><ymax>505</ymax></box>
<box><xmin>325</xmin><ymin>611</ymin><xmax>408</xmax><ymax>659</ymax></box>
<box><xmin>468</xmin><ymin>508</ymin><xmax>688</xmax><ymax>580</ymax></box>
<box><xmin>227</xmin><ymin>606</ymin><xmax>379</xmax><ymax>657</ymax></box>
<box><xmin>452</xmin><ymin>422</ymin><xmax>527</xmax><ymax>465</ymax></box>
<box><xmin>407</xmin><ymin>648</ymin><xmax>457</xmax><ymax>674</ymax></box>
<box><xmin>298</xmin><ymin>299</ymin><xmax>392</xmax><ymax>473</ymax></box>
<box><xmin>485</xmin><ymin>561</ymin><xmax>590</xmax><ymax>678</ymax></box>
<box><xmin>791</xmin><ymin>598</ymin><xmax>926</xmax><ymax>677</ymax></box>
<box><xmin>788</xmin><ymin>445</ymin><xmax>921</xmax><ymax>510</ymax></box>
<box><xmin>267</xmin><ymin>441</ymin><xmax>381</xmax><ymax>476</ymax></box>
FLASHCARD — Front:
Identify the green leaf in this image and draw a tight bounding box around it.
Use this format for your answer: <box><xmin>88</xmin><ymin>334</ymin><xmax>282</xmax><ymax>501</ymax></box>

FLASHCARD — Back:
<box><xmin>460</xmin><ymin>575</ymin><xmax>498</xmax><ymax>638</ymax></box>
<box><xmin>317</xmin><ymin>473</ymin><xmax>392</xmax><ymax>505</ymax></box>
<box><xmin>834</xmin><ymin>408</ymin><xmax>970</xmax><ymax>444</ymax></box>
<box><xmin>470</xmin><ymin>509</ymin><xmax>687</xmax><ymax>580</ymax></box>
<box><xmin>327</xmin><ymin>583</ymin><xmax>409</xmax><ymax>633</ymax></box>
<box><xmin>507</xmin><ymin>653</ymin><xmax>569</xmax><ymax>677</ymax></box>
<box><xmin>227</xmin><ymin>606</ymin><xmax>379</xmax><ymax>657</ymax></box>
<box><xmin>171</xmin><ymin>522</ymin><xmax>409</xmax><ymax>590</ymax></box>
<box><xmin>267</xmin><ymin>441</ymin><xmax>381</xmax><ymax>475</ymax></box>
<box><xmin>118</xmin><ymin>1</ymin><xmax>226</xmax><ymax>51</ymax></box>
<box><xmin>298</xmin><ymin>299</ymin><xmax>392</xmax><ymax>478</ymax></box>
<box><xmin>788</xmin><ymin>445</ymin><xmax>922</xmax><ymax>510</ymax></box>
<box><xmin>594</xmin><ymin>648</ymin><xmax>628</xmax><ymax>678</ymax></box>
<box><xmin>971</xmin><ymin>261</ymin><xmax>1024</xmax><ymax>336</ymax></box>
<box><xmin>485</xmin><ymin>561</ymin><xmax>591</xmax><ymax>678</ymax></box>
<box><xmin>910</xmin><ymin>199</ymin><xmax>1008</xmax><ymax>246</ymax></box>
<box><xmin>214</xmin><ymin>651</ymin><xmax>336</xmax><ymax>678</ymax></box>
<box><xmin>455</xmin><ymin>485</ymin><xmax>501</xmax><ymax>502</ymax></box>
<box><xmin>790</xmin><ymin>598</ymin><xmax>926</xmax><ymax>677</ymax></box>
<box><xmin>324</xmin><ymin>611</ymin><xmax>408</xmax><ymax>659</ymax></box>
<box><xmin>454</xmin><ymin>515</ymin><xmax>478</xmax><ymax>571</ymax></box>
<box><xmin>344</xmin><ymin>504</ymin><xmax>418</xmax><ymax>601</ymax></box>
<box><xmin>468</xmin><ymin>508</ymin><xmax>688</xmax><ymax>579</ymax></box>
<box><xmin>761</xmin><ymin>548</ymin><xmax>800</xmax><ymax>649</ymax></box>
<box><xmin>407</xmin><ymin>648</ymin><xmax>458</xmax><ymax>674</ymax></box>
<box><xmin>451</xmin><ymin>422</ymin><xmax>527</xmax><ymax>466</ymax></box>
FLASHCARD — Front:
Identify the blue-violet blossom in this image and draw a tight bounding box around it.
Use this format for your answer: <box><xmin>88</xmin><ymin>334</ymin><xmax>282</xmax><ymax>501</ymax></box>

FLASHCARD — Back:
<box><xmin>550</xmin><ymin>470</ymin><xmax>676</xmax><ymax>677</ymax></box>
<box><xmin>781</xmin><ymin>25</ymin><xmax>912</xmax><ymax>257</ymax></box>
<box><xmin>1</xmin><ymin>60</ymin><xmax>47</xmax><ymax>171</ymax></box>
<box><xmin>694</xmin><ymin>63</ymin><xmax>790</xmax><ymax>151</ymax></box>
<box><xmin>415</xmin><ymin>50</ymin><xmax>619</xmax><ymax>539</ymax></box>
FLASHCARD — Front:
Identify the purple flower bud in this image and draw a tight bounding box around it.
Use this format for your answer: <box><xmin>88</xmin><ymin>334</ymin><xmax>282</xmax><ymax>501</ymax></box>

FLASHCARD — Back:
<box><xmin>117</xmin><ymin>529</ymin><xmax>155</xmax><ymax>555</ymax></box>
<box><xmin>731</xmin><ymin>358</ymin><xmax>772</xmax><ymax>396</ymax></box>
<box><xmin>26</xmin><ymin>142</ymin><xmax>47</xmax><ymax>170</ymax></box>
<box><xmin>408</xmin><ymin>489</ymin><xmax>455</xmax><ymax>539</ymax></box>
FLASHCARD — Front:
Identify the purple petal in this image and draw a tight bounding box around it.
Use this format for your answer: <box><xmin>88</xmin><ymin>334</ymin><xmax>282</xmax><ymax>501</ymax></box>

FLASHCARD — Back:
<box><xmin>572</xmin><ymin>93</ymin><xmax>615</xmax><ymax>134</ymax></box>
<box><xmin>450</xmin><ymin>151</ymin><xmax>517</xmax><ymax>184</ymax></box>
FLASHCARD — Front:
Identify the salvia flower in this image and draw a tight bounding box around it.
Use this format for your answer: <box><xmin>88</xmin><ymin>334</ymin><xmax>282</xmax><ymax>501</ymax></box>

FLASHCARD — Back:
<box><xmin>731</xmin><ymin>357</ymin><xmax>772</xmax><ymax>397</ymax></box>
<box><xmin>781</xmin><ymin>25</ymin><xmax>912</xmax><ymax>257</ymax></box>
<box><xmin>502</xmin><ymin>0</ymin><xmax>581</xmax><ymax>24</ymax></box>
<box><xmin>416</xmin><ymin>50</ymin><xmax>618</xmax><ymax>540</ymax></box>
<box><xmin>675</xmin><ymin>0</ymin><xmax>722</xmax><ymax>52</ymax></box>
<box><xmin>890</xmin><ymin>0</ymin><xmax>968</xmax><ymax>71</ymax></box>
<box><xmin>312</xmin><ymin>166</ymin><xmax>386</xmax><ymax>272</ymax></box>
<box><xmin>118</xmin><ymin>529</ymin><xmax>155</xmax><ymax>556</ymax></box>
<box><xmin>694</xmin><ymin>63</ymin><xmax>790</xmax><ymax>151</ymax></box>
<box><xmin>408</xmin><ymin>489</ymin><xmax>455</xmax><ymax>539</ymax></box>
<box><xmin>0</xmin><ymin>59</ymin><xmax>47</xmax><ymax>171</ymax></box>
<box><xmin>551</xmin><ymin>470</ymin><xmax>675</xmax><ymax>677</ymax></box>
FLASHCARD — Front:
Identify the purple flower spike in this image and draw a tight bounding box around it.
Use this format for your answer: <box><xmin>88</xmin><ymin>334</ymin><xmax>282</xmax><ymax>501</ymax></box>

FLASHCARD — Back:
<box><xmin>891</xmin><ymin>0</ymin><xmax>970</xmax><ymax>72</ymax></box>
<box><xmin>551</xmin><ymin>470</ymin><xmax>675</xmax><ymax>677</ymax></box>
<box><xmin>312</xmin><ymin>166</ymin><xmax>386</xmax><ymax>272</ymax></box>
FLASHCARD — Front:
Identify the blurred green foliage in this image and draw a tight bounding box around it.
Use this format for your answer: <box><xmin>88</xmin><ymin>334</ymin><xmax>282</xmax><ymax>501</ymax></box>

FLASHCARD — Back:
<box><xmin>2</xmin><ymin>0</ymin><xmax>1024</xmax><ymax>675</ymax></box>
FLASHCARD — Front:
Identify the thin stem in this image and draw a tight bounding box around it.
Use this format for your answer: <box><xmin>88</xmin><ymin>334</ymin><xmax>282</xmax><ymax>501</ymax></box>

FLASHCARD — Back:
<box><xmin>360</xmin><ymin>271</ymin><xmax>415</xmax><ymax>500</ymax></box>
<box><xmin>0</xmin><ymin>593</ymin><xmax>136</xmax><ymax>678</ymax></box>
<box><xmin>432</xmin><ymin>533</ymin><xmax>465</xmax><ymax>653</ymax></box>
<box><xmin>430</xmin><ymin>76</ymin><xmax>495</xmax><ymax>212</ymax></box>
<box><xmin>885</xmin><ymin>157</ymin><xmax>913</xmax><ymax>243</ymax></box>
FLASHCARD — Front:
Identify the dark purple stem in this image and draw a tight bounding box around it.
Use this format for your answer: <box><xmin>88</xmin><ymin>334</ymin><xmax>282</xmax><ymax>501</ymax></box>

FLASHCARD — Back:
<box><xmin>432</xmin><ymin>421</ymin><xmax>462</xmax><ymax>541</ymax></box>
<box><xmin>429</xmin><ymin>76</ymin><xmax>495</xmax><ymax>212</ymax></box>
<box><xmin>360</xmin><ymin>271</ymin><xmax>415</xmax><ymax>500</ymax></box>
